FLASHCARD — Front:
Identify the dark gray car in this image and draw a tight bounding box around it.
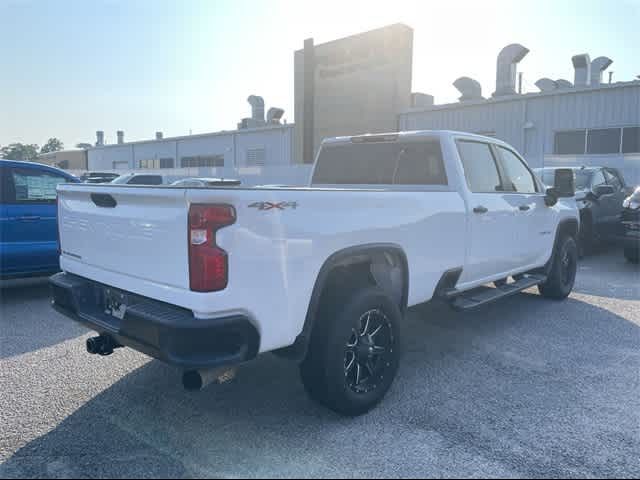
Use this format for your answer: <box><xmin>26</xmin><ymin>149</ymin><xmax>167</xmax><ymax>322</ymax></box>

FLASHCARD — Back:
<box><xmin>535</xmin><ymin>166</ymin><xmax>628</xmax><ymax>253</ymax></box>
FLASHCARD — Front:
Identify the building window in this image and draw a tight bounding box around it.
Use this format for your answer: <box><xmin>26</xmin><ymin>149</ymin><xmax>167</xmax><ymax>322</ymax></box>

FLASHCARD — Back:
<box><xmin>587</xmin><ymin>128</ymin><xmax>622</xmax><ymax>154</ymax></box>
<box><xmin>181</xmin><ymin>155</ymin><xmax>224</xmax><ymax>168</ymax></box>
<box><xmin>554</xmin><ymin>130</ymin><xmax>586</xmax><ymax>155</ymax></box>
<box><xmin>622</xmin><ymin>126</ymin><xmax>640</xmax><ymax>154</ymax></box>
<box><xmin>246</xmin><ymin>148</ymin><xmax>266</xmax><ymax>167</ymax></box>
<box><xmin>139</xmin><ymin>158</ymin><xmax>175</xmax><ymax>169</ymax></box>
<box><xmin>160</xmin><ymin>158</ymin><xmax>174</xmax><ymax>168</ymax></box>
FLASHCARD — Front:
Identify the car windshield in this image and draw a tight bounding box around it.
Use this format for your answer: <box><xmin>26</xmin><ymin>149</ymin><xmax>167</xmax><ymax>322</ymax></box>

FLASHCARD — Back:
<box><xmin>110</xmin><ymin>174</ymin><xmax>134</xmax><ymax>184</ymax></box>
<box><xmin>540</xmin><ymin>169</ymin><xmax>592</xmax><ymax>190</ymax></box>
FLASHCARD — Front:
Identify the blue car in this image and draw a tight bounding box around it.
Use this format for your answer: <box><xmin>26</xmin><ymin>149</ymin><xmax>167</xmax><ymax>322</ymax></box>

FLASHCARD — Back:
<box><xmin>0</xmin><ymin>159</ymin><xmax>79</xmax><ymax>279</ymax></box>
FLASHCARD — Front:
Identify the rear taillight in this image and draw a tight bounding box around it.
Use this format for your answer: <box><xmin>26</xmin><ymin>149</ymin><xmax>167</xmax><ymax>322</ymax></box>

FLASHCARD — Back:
<box><xmin>188</xmin><ymin>204</ymin><xmax>236</xmax><ymax>292</ymax></box>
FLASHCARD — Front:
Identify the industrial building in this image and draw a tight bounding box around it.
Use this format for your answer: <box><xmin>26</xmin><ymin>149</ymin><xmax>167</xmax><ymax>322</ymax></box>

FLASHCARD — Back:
<box><xmin>87</xmin><ymin>123</ymin><xmax>294</xmax><ymax>171</ymax></box>
<box><xmin>78</xmin><ymin>23</ymin><xmax>638</xmax><ymax>185</ymax></box>
<box><xmin>399</xmin><ymin>47</ymin><xmax>640</xmax><ymax>183</ymax></box>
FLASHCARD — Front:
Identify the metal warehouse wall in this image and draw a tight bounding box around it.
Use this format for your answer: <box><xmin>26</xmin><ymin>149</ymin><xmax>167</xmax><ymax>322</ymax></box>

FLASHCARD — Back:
<box><xmin>399</xmin><ymin>83</ymin><xmax>640</xmax><ymax>181</ymax></box>
<box><xmin>87</xmin><ymin>125</ymin><xmax>294</xmax><ymax>171</ymax></box>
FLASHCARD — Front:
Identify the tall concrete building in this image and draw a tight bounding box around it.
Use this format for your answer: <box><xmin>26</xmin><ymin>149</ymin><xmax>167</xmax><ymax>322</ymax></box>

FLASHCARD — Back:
<box><xmin>294</xmin><ymin>24</ymin><xmax>414</xmax><ymax>163</ymax></box>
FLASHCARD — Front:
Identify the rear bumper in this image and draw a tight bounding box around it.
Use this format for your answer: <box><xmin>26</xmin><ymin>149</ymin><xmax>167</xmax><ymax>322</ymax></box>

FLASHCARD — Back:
<box><xmin>50</xmin><ymin>272</ymin><xmax>259</xmax><ymax>370</ymax></box>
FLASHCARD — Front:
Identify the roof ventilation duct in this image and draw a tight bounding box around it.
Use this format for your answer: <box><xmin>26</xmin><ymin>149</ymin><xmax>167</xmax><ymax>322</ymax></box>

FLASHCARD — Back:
<box><xmin>95</xmin><ymin>130</ymin><xmax>104</xmax><ymax>146</ymax></box>
<box><xmin>155</xmin><ymin>131</ymin><xmax>163</xmax><ymax>140</ymax></box>
<box><xmin>266</xmin><ymin>107</ymin><xmax>285</xmax><ymax>124</ymax></box>
<box><xmin>247</xmin><ymin>95</ymin><xmax>265</xmax><ymax>123</ymax></box>
<box><xmin>535</xmin><ymin>78</ymin><xmax>558</xmax><ymax>92</ymax></box>
<box><xmin>590</xmin><ymin>56</ymin><xmax>613</xmax><ymax>86</ymax></box>
<box><xmin>453</xmin><ymin>77</ymin><xmax>483</xmax><ymax>102</ymax></box>
<box><xmin>493</xmin><ymin>44</ymin><xmax>530</xmax><ymax>97</ymax></box>
<box><xmin>411</xmin><ymin>93</ymin><xmax>434</xmax><ymax>108</ymax></box>
<box><xmin>556</xmin><ymin>79</ymin><xmax>573</xmax><ymax>89</ymax></box>
<box><xmin>116</xmin><ymin>130</ymin><xmax>124</xmax><ymax>145</ymax></box>
<box><xmin>572</xmin><ymin>54</ymin><xmax>591</xmax><ymax>87</ymax></box>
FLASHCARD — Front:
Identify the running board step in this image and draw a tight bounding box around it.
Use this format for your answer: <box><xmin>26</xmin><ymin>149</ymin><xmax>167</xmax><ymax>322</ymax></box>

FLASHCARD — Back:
<box><xmin>449</xmin><ymin>274</ymin><xmax>547</xmax><ymax>311</ymax></box>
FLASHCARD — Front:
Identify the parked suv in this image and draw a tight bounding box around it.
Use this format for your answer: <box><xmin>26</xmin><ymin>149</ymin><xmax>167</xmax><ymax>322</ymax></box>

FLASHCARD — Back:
<box><xmin>535</xmin><ymin>166</ymin><xmax>628</xmax><ymax>253</ymax></box>
<box><xmin>621</xmin><ymin>187</ymin><xmax>640</xmax><ymax>263</ymax></box>
<box><xmin>0</xmin><ymin>159</ymin><xmax>79</xmax><ymax>278</ymax></box>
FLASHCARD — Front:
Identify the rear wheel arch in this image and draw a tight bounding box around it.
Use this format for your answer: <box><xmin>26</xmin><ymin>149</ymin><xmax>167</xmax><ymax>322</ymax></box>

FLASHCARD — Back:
<box><xmin>275</xmin><ymin>244</ymin><xmax>409</xmax><ymax>361</ymax></box>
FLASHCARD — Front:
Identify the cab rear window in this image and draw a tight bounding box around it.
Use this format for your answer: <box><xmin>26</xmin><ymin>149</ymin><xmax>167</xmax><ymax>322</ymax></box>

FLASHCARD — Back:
<box><xmin>312</xmin><ymin>140</ymin><xmax>447</xmax><ymax>186</ymax></box>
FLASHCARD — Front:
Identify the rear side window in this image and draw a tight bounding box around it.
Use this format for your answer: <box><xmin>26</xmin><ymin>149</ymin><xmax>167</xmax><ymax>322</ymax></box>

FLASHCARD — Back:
<box><xmin>496</xmin><ymin>147</ymin><xmax>538</xmax><ymax>193</ymax></box>
<box><xmin>7</xmin><ymin>168</ymin><xmax>69</xmax><ymax>203</ymax></box>
<box><xmin>128</xmin><ymin>175</ymin><xmax>163</xmax><ymax>185</ymax></box>
<box><xmin>457</xmin><ymin>141</ymin><xmax>502</xmax><ymax>193</ymax></box>
<box><xmin>312</xmin><ymin>140</ymin><xmax>447</xmax><ymax>186</ymax></box>
<box><xmin>604</xmin><ymin>169</ymin><xmax>623</xmax><ymax>190</ymax></box>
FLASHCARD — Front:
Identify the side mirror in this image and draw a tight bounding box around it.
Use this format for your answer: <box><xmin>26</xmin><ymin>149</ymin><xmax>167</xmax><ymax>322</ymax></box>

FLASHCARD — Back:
<box><xmin>553</xmin><ymin>168</ymin><xmax>575</xmax><ymax>198</ymax></box>
<box><xmin>545</xmin><ymin>187</ymin><xmax>559</xmax><ymax>206</ymax></box>
<box><xmin>593</xmin><ymin>185</ymin><xmax>614</xmax><ymax>197</ymax></box>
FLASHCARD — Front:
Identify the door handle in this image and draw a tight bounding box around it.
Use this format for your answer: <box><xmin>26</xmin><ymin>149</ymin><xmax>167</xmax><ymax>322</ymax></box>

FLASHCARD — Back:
<box><xmin>18</xmin><ymin>216</ymin><xmax>41</xmax><ymax>221</ymax></box>
<box><xmin>519</xmin><ymin>205</ymin><xmax>531</xmax><ymax>211</ymax></box>
<box><xmin>473</xmin><ymin>206</ymin><xmax>488</xmax><ymax>214</ymax></box>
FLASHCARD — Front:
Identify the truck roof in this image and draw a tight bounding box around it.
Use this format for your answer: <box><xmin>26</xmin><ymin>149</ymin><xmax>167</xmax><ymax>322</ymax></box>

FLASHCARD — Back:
<box><xmin>322</xmin><ymin>130</ymin><xmax>512</xmax><ymax>148</ymax></box>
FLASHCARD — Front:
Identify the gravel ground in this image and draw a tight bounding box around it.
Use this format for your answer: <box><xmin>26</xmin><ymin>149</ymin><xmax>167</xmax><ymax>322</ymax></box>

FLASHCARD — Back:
<box><xmin>1</xmin><ymin>247</ymin><xmax>638</xmax><ymax>478</ymax></box>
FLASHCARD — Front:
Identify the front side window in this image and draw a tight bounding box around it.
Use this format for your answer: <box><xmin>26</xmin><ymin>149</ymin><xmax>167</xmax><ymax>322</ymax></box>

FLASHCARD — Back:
<box><xmin>9</xmin><ymin>168</ymin><xmax>68</xmax><ymax>203</ymax></box>
<box><xmin>457</xmin><ymin>141</ymin><xmax>502</xmax><ymax>193</ymax></box>
<box><xmin>604</xmin><ymin>169</ymin><xmax>623</xmax><ymax>190</ymax></box>
<box><xmin>591</xmin><ymin>170</ymin><xmax>606</xmax><ymax>189</ymax></box>
<box><xmin>312</xmin><ymin>139</ymin><xmax>447</xmax><ymax>186</ymax></box>
<box><xmin>496</xmin><ymin>147</ymin><xmax>537</xmax><ymax>193</ymax></box>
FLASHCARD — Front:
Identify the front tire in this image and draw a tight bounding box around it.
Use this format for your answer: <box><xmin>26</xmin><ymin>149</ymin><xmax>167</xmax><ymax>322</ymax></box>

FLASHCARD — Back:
<box><xmin>300</xmin><ymin>286</ymin><xmax>402</xmax><ymax>416</ymax></box>
<box><xmin>539</xmin><ymin>235</ymin><xmax>578</xmax><ymax>300</ymax></box>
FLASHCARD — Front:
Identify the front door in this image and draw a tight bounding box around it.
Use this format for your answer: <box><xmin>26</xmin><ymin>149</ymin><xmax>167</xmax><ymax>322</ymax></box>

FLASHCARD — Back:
<box><xmin>494</xmin><ymin>145</ymin><xmax>554</xmax><ymax>268</ymax></box>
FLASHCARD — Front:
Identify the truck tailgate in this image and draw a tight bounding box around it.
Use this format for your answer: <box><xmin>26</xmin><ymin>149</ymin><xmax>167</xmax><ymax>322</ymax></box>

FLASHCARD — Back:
<box><xmin>58</xmin><ymin>185</ymin><xmax>190</xmax><ymax>289</ymax></box>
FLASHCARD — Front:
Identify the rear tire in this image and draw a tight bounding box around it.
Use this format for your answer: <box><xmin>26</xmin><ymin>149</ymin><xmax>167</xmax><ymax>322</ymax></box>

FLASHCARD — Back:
<box><xmin>300</xmin><ymin>286</ymin><xmax>402</xmax><ymax>417</ymax></box>
<box><xmin>538</xmin><ymin>235</ymin><xmax>578</xmax><ymax>300</ymax></box>
<box><xmin>624</xmin><ymin>245</ymin><xmax>640</xmax><ymax>264</ymax></box>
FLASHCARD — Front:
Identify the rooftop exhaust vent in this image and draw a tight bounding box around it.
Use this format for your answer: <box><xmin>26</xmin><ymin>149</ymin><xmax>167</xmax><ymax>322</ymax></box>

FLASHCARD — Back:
<box><xmin>247</xmin><ymin>95</ymin><xmax>265</xmax><ymax>123</ymax></box>
<box><xmin>572</xmin><ymin>54</ymin><xmax>591</xmax><ymax>87</ymax></box>
<box><xmin>590</xmin><ymin>56</ymin><xmax>613</xmax><ymax>86</ymax></box>
<box><xmin>535</xmin><ymin>78</ymin><xmax>558</xmax><ymax>92</ymax></box>
<box><xmin>493</xmin><ymin>43</ymin><xmax>530</xmax><ymax>97</ymax></box>
<box><xmin>453</xmin><ymin>77</ymin><xmax>483</xmax><ymax>101</ymax></box>
<box><xmin>556</xmin><ymin>79</ymin><xmax>573</xmax><ymax>89</ymax></box>
<box><xmin>267</xmin><ymin>107</ymin><xmax>285</xmax><ymax>124</ymax></box>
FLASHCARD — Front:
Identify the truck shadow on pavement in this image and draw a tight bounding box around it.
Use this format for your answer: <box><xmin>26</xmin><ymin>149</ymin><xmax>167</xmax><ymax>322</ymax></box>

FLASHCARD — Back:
<box><xmin>0</xmin><ymin>280</ymin><xmax>88</xmax><ymax>359</ymax></box>
<box><xmin>1</xmin><ymin>292</ymin><xmax>638</xmax><ymax>478</ymax></box>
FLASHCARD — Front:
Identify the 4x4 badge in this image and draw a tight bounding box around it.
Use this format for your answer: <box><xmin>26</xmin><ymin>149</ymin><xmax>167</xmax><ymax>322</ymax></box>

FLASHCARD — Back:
<box><xmin>249</xmin><ymin>201</ymin><xmax>298</xmax><ymax>211</ymax></box>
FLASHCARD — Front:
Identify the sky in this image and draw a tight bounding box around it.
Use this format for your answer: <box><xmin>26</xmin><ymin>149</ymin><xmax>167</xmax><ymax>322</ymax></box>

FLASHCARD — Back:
<box><xmin>1</xmin><ymin>0</ymin><xmax>638</xmax><ymax>148</ymax></box>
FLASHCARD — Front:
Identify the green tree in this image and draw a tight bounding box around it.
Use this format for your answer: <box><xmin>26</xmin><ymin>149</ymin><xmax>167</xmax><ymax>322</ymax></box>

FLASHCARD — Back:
<box><xmin>0</xmin><ymin>143</ymin><xmax>40</xmax><ymax>161</ymax></box>
<box><xmin>40</xmin><ymin>138</ymin><xmax>64</xmax><ymax>154</ymax></box>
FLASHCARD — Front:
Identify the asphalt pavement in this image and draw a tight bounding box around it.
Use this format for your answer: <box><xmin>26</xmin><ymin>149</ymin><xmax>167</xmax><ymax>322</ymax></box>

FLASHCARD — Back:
<box><xmin>1</xmin><ymin>247</ymin><xmax>638</xmax><ymax>478</ymax></box>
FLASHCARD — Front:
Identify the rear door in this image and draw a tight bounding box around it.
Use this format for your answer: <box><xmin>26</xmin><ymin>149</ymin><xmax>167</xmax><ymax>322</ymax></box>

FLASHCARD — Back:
<box><xmin>456</xmin><ymin>140</ymin><xmax>520</xmax><ymax>284</ymax></box>
<box><xmin>0</xmin><ymin>165</ymin><xmax>70</xmax><ymax>276</ymax></box>
<box><xmin>494</xmin><ymin>145</ymin><xmax>552</xmax><ymax>268</ymax></box>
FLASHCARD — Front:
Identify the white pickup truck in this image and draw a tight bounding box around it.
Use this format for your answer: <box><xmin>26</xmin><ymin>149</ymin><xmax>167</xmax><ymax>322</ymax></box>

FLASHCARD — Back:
<box><xmin>51</xmin><ymin>131</ymin><xmax>579</xmax><ymax>416</ymax></box>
